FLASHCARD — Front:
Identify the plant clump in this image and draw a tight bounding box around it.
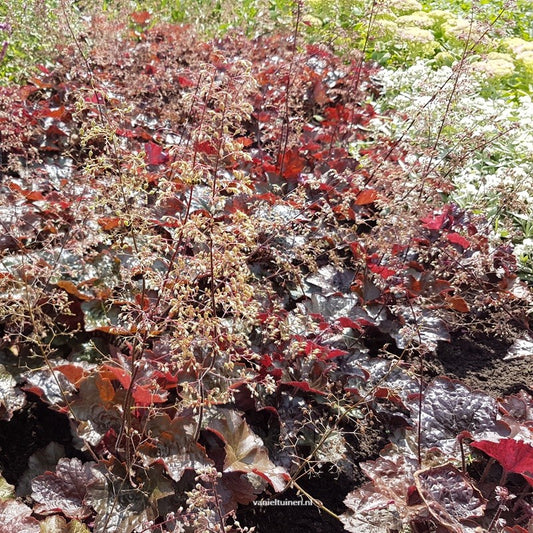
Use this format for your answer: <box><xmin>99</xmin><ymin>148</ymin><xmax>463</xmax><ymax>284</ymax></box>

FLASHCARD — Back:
<box><xmin>0</xmin><ymin>3</ymin><xmax>531</xmax><ymax>533</ymax></box>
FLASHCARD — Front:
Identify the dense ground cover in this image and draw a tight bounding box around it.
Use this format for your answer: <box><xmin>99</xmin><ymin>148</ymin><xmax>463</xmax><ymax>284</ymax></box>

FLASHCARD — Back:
<box><xmin>0</xmin><ymin>1</ymin><xmax>532</xmax><ymax>532</ymax></box>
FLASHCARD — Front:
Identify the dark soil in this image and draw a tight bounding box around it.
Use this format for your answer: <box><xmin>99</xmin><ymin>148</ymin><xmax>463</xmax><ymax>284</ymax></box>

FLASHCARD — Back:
<box><xmin>237</xmin><ymin>416</ymin><xmax>390</xmax><ymax>532</ymax></box>
<box><xmin>0</xmin><ymin>393</ymin><xmax>76</xmax><ymax>486</ymax></box>
<box><xmin>429</xmin><ymin>331</ymin><xmax>533</xmax><ymax>397</ymax></box>
<box><xmin>237</xmin><ymin>470</ymin><xmax>354</xmax><ymax>533</ymax></box>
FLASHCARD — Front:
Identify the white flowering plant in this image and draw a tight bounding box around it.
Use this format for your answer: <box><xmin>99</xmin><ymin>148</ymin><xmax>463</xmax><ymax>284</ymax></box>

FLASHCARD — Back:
<box><xmin>365</xmin><ymin>58</ymin><xmax>533</xmax><ymax>279</ymax></box>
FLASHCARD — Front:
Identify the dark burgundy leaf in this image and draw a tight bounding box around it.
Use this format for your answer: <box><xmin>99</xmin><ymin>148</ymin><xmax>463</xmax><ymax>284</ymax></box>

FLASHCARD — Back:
<box><xmin>0</xmin><ymin>364</ymin><xmax>26</xmax><ymax>421</ymax></box>
<box><xmin>0</xmin><ymin>500</ymin><xmax>40</xmax><ymax>533</ymax></box>
<box><xmin>208</xmin><ymin>409</ymin><xmax>288</xmax><ymax>491</ymax></box>
<box><xmin>138</xmin><ymin>413</ymin><xmax>211</xmax><ymax>482</ymax></box>
<box><xmin>414</xmin><ymin>464</ymin><xmax>486</xmax><ymax>531</ymax></box>
<box><xmin>409</xmin><ymin>377</ymin><xmax>505</xmax><ymax>454</ymax></box>
<box><xmin>31</xmin><ymin>458</ymin><xmax>97</xmax><ymax>519</ymax></box>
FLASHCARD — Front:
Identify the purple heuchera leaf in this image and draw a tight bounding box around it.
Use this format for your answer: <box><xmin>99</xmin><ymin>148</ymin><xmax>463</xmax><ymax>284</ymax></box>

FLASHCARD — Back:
<box><xmin>0</xmin><ymin>500</ymin><xmax>40</xmax><ymax>533</ymax></box>
<box><xmin>409</xmin><ymin>377</ymin><xmax>507</xmax><ymax>454</ymax></box>
<box><xmin>31</xmin><ymin>457</ymin><xmax>97</xmax><ymax>519</ymax></box>
<box><xmin>208</xmin><ymin>409</ymin><xmax>289</xmax><ymax>492</ymax></box>
<box><xmin>138</xmin><ymin>413</ymin><xmax>212</xmax><ymax>482</ymax></box>
<box><xmin>359</xmin><ymin>444</ymin><xmax>419</xmax><ymax>508</ymax></box>
<box><xmin>217</xmin><ymin>472</ymin><xmax>263</xmax><ymax>514</ymax></box>
<box><xmin>341</xmin><ymin>483</ymin><xmax>404</xmax><ymax>533</ymax></box>
<box><xmin>0</xmin><ymin>364</ymin><xmax>26</xmax><ymax>421</ymax></box>
<box><xmin>414</xmin><ymin>464</ymin><xmax>486</xmax><ymax>532</ymax></box>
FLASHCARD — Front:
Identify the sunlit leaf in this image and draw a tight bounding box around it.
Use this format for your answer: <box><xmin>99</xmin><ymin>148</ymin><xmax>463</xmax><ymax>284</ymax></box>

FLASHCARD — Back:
<box><xmin>86</xmin><ymin>460</ymin><xmax>171</xmax><ymax>533</ymax></box>
<box><xmin>130</xmin><ymin>10</ymin><xmax>150</xmax><ymax>26</ymax></box>
<box><xmin>414</xmin><ymin>464</ymin><xmax>486</xmax><ymax>531</ymax></box>
<box><xmin>447</xmin><ymin>232</ymin><xmax>470</xmax><ymax>249</ymax></box>
<box><xmin>32</xmin><ymin>458</ymin><xmax>97</xmax><ymax>518</ymax></box>
<box><xmin>446</xmin><ymin>295</ymin><xmax>470</xmax><ymax>313</ymax></box>
<box><xmin>0</xmin><ymin>500</ymin><xmax>40</xmax><ymax>533</ymax></box>
<box><xmin>145</xmin><ymin>141</ymin><xmax>168</xmax><ymax>165</ymax></box>
<box><xmin>208</xmin><ymin>409</ymin><xmax>288</xmax><ymax>491</ymax></box>
<box><xmin>471</xmin><ymin>439</ymin><xmax>533</xmax><ymax>485</ymax></box>
<box><xmin>23</xmin><ymin>368</ymin><xmax>76</xmax><ymax>407</ymax></box>
<box><xmin>0</xmin><ymin>363</ymin><xmax>26</xmax><ymax>421</ymax></box>
<box><xmin>409</xmin><ymin>377</ymin><xmax>504</xmax><ymax>455</ymax></box>
<box><xmin>340</xmin><ymin>483</ymin><xmax>405</xmax><ymax>533</ymax></box>
<box><xmin>0</xmin><ymin>474</ymin><xmax>14</xmax><ymax>502</ymax></box>
<box><xmin>355</xmin><ymin>189</ymin><xmax>378</xmax><ymax>205</ymax></box>
<box><xmin>138</xmin><ymin>413</ymin><xmax>211</xmax><ymax>482</ymax></box>
<box><xmin>17</xmin><ymin>442</ymin><xmax>66</xmax><ymax>497</ymax></box>
<box><xmin>37</xmin><ymin>514</ymin><xmax>68</xmax><ymax>533</ymax></box>
<box><xmin>97</xmin><ymin>217</ymin><xmax>122</xmax><ymax>231</ymax></box>
<box><xmin>57</xmin><ymin>280</ymin><xmax>92</xmax><ymax>301</ymax></box>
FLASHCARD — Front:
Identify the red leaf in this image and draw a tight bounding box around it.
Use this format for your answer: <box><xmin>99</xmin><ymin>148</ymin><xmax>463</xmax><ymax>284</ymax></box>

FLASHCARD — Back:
<box><xmin>100</xmin><ymin>364</ymin><xmax>130</xmax><ymax>388</ymax></box>
<box><xmin>421</xmin><ymin>211</ymin><xmax>448</xmax><ymax>230</ymax></box>
<box><xmin>349</xmin><ymin>241</ymin><xmax>364</xmax><ymax>257</ymax></box>
<box><xmin>97</xmin><ymin>216</ymin><xmax>122</xmax><ymax>230</ymax></box>
<box><xmin>446</xmin><ymin>296</ymin><xmax>470</xmax><ymax>313</ymax></box>
<box><xmin>145</xmin><ymin>141</ymin><xmax>168</xmax><ymax>165</ymax></box>
<box><xmin>236</xmin><ymin>136</ymin><xmax>253</xmax><ymax>147</ymax></box>
<box><xmin>471</xmin><ymin>439</ymin><xmax>533</xmax><ymax>485</ymax></box>
<box><xmin>130</xmin><ymin>10</ymin><xmax>151</xmax><ymax>26</ymax></box>
<box><xmin>56</xmin><ymin>280</ymin><xmax>92</xmax><ymax>301</ymax></box>
<box><xmin>177</xmin><ymin>75</ymin><xmax>196</xmax><ymax>87</ymax></box>
<box><xmin>29</xmin><ymin>77</ymin><xmax>53</xmax><ymax>89</ymax></box>
<box><xmin>132</xmin><ymin>384</ymin><xmax>167</xmax><ymax>405</ymax></box>
<box><xmin>8</xmin><ymin>182</ymin><xmax>45</xmax><ymax>202</ymax></box>
<box><xmin>447</xmin><ymin>232</ymin><xmax>470</xmax><ymax>249</ymax></box>
<box><xmin>85</xmin><ymin>92</ymin><xmax>105</xmax><ymax>105</ymax></box>
<box><xmin>37</xmin><ymin>105</ymin><xmax>67</xmax><ymax>119</ymax></box>
<box><xmin>195</xmin><ymin>140</ymin><xmax>218</xmax><ymax>155</ymax></box>
<box><xmin>324</xmin><ymin>348</ymin><xmax>349</xmax><ymax>360</ymax></box>
<box><xmin>338</xmin><ymin>317</ymin><xmax>364</xmax><ymax>331</ymax></box>
<box><xmin>282</xmin><ymin>381</ymin><xmax>326</xmax><ymax>395</ymax></box>
<box><xmin>355</xmin><ymin>189</ymin><xmax>378</xmax><ymax>205</ymax></box>
<box><xmin>55</xmin><ymin>364</ymin><xmax>86</xmax><ymax>386</ymax></box>
<box><xmin>312</xmin><ymin>80</ymin><xmax>328</xmax><ymax>105</ymax></box>
<box><xmin>279</xmin><ymin>149</ymin><xmax>305</xmax><ymax>180</ymax></box>
<box><xmin>367</xmin><ymin>263</ymin><xmax>396</xmax><ymax>279</ymax></box>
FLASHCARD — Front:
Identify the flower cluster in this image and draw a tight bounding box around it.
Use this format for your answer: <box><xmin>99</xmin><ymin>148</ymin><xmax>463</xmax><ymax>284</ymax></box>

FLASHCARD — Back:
<box><xmin>369</xmin><ymin>60</ymin><xmax>533</xmax><ymax>277</ymax></box>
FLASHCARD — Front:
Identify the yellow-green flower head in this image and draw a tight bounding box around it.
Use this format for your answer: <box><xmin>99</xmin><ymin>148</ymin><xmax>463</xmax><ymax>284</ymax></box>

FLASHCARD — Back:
<box><xmin>395</xmin><ymin>27</ymin><xmax>438</xmax><ymax>56</ymax></box>
<box><xmin>397</xmin><ymin>11</ymin><xmax>434</xmax><ymax>29</ymax></box>
<box><xmin>397</xmin><ymin>26</ymin><xmax>435</xmax><ymax>44</ymax></box>
<box><xmin>471</xmin><ymin>52</ymin><xmax>515</xmax><ymax>77</ymax></box>
<box><xmin>389</xmin><ymin>0</ymin><xmax>423</xmax><ymax>15</ymax></box>
<box><xmin>442</xmin><ymin>17</ymin><xmax>482</xmax><ymax>42</ymax></box>
<box><xmin>427</xmin><ymin>9</ymin><xmax>455</xmax><ymax>26</ymax></box>
<box><xmin>433</xmin><ymin>51</ymin><xmax>455</xmax><ymax>67</ymax></box>
<box><xmin>372</xmin><ymin>18</ymin><xmax>399</xmax><ymax>39</ymax></box>
<box><xmin>516</xmin><ymin>50</ymin><xmax>533</xmax><ymax>73</ymax></box>
<box><xmin>502</xmin><ymin>37</ymin><xmax>533</xmax><ymax>56</ymax></box>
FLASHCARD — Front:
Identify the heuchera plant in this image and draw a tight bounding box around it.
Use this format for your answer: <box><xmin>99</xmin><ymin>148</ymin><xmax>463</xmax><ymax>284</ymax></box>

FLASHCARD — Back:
<box><xmin>0</xmin><ymin>6</ymin><xmax>531</xmax><ymax>533</ymax></box>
